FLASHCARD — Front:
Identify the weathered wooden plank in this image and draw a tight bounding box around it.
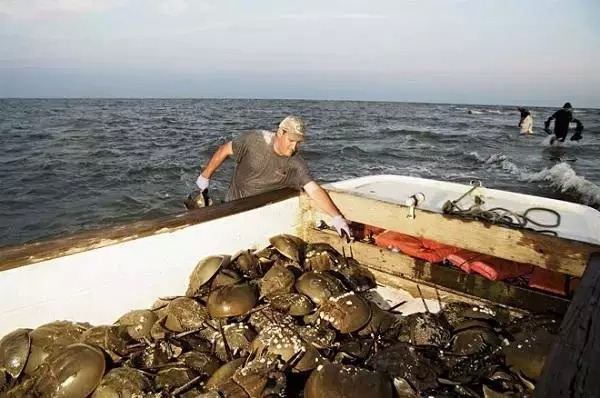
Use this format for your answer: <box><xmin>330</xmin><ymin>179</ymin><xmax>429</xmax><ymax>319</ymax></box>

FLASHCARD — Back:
<box><xmin>306</xmin><ymin>228</ymin><xmax>571</xmax><ymax>315</ymax></box>
<box><xmin>0</xmin><ymin>188</ymin><xmax>299</xmax><ymax>272</ymax></box>
<box><xmin>304</xmin><ymin>190</ymin><xmax>598</xmax><ymax>277</ymax></box>
<box><xmin>535</xmin><ymin>253</ymin><xmax>600</xmax><ymax>397</ymax></box>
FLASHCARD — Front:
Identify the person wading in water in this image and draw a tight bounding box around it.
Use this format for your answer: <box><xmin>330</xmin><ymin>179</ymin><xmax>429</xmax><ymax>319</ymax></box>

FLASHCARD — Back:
<box><xmin>544</xmin><ymin>102</ymin><xmax>584</xmax><ymax>145</ymax></box>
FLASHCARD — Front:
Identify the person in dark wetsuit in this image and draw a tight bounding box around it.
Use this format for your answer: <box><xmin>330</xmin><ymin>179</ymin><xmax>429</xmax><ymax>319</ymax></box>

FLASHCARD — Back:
<box><xmin>544</xmin><ymin>102</ymin><xmax>584</xmax><ymax>144</ymax></box>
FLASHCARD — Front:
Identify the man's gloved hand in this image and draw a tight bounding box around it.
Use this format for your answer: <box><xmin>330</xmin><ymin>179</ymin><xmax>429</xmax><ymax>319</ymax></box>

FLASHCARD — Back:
<box><xmin>332</xmin><ymin>215</ymin><xmax>352</xmax><ymax>240</ymax></box>
<box><xmin>196</xmin><ymin>175</ymin><xmax>210</xmax><ymax>191</ymax></box>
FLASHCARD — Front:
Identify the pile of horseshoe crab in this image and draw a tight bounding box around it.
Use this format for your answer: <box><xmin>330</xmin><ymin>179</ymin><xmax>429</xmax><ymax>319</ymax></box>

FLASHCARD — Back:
<box><xmin>0</xmin><ymin>234</ymin><xmax>561</xmax><ymax>397</ymax></box>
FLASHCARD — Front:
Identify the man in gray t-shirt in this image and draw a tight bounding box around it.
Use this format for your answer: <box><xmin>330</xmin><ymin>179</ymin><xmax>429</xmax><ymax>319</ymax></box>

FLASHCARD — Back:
<box><xmin>195</xmin><ymin>116</ymin><xmax>352</xmax><ymax>238</ymax></box>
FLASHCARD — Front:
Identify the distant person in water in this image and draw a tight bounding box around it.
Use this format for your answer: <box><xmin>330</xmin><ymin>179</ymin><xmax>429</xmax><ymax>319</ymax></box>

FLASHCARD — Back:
<box><xmin>517</xmin><ymin>107</ymin><xmax>533</xmax><ymax>135</ymax></box>
<box><xmin>544</xmin><ymin>102</ymin><xmax>584</xmax><ymax>145</ymax></box>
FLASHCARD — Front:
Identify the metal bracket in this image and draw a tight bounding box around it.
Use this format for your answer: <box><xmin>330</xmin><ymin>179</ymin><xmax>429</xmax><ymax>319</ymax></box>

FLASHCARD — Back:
<box><xmin>405</xmin><ymin>192</ymin><xmax>426</xmax><ymax>219</ymax></box>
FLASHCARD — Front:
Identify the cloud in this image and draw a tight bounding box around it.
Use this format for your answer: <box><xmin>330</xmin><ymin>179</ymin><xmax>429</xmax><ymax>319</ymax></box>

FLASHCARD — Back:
<box><xmin>0</xmin><ymin>0</ymin><xmax>124</xmax><ymax>19</ymax></box>
<box><xmin>280</xmin><ymin>12</ymin><xmax>389</xmax><ymax>21</ymax></box>
<box><xmin>153</xmin><ymin>0</ymin><xmax>189</xmax><ymax>15</ymax></box>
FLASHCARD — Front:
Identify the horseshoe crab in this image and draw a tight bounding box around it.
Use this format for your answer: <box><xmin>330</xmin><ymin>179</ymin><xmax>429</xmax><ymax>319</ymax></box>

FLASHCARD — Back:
<box><xmin>269</xmin><ymin>293</ymin><xmax>315</xmax><ymax>316</ymax></box>
<box><xmin>397</xmin><ymin>312</ymin><xmax>452</xmax><ymax>347</ymax></box>
<box><xmin>358</xmin><ymin>301</ymin><xmax>398</xmax><ymax>337</ymax></box>
<box><xmin>269</xmin><ymin>234</ymin><xmax>305</xmax><ymax>263</ymax></box>
<box><xmin>211</xmin><ymin>322</ymin><xmax>257</xmax><ymax>361</ymax></box>
<box><xmin>304</xmin><ymin>363</ymin><xmax>393</xmax><ymax>398</ymax></box>
<box><xmin>370</xmin><ymin>342</ymin><xmax>438</xmax><ymax>393</ymax></box>
<box><xmin>164</xmin><ymin>297</ymin><xmax>210</xmax><ymax>332</ymax></box>
<box><xmin>211</xmin><ymin>268</ymin><xmax>243</xmax><ymax>289</ymax></box>
<box><xmin>205</xmin><ymin>357</ymin><xmax>246</xmax><ymax>390</ymax></box>
<box><xmin>207</xmin><ymin>283</ymin><xmax>257</xmax><ymax>319</ymax></box>
<box><xmin>231</xmin><ymin>250</ymin><xmax>263</xmax><ymax>279</ymax></box>
<box><xmin>449</xmin><ymin>323</ymin><xmax>503</xmax><ymax>356</ymax></box>
<box><xmin>295</xmin><ymin>271</ymin><xmax>347</xmax><ymax>305</ymax></box>
<box><xmin>80</xmin><ymin>325</ymin><xmax>134</xmax><ymax>361</ymax></box>
<box><xmin>154</xmin><ymin>366</ymin><xmax>198</xmax><ymax>394</ymax></box>
<box><xmin>117</xmin><ymin>309</ymin><xmax>158</xmax><ymax>341</ymax></box>
<box><xmin>502</xmin><ymin>327</ymin><xmax>555</xmax><ymax>381</ymax></box>
<box><xmin>180</xmin><ymin>351</ymin><xmax>221</xmax><ymax>378</ymax></box>
<box><xmin>127</xmin><ymin>339</ymin><xmax>184</xmax><ymax>369</ymax></box>
<box><xmin>24</xmin><ymin>321</ymin><xmax>90</xmax><ymax>376</ymax></box>
<box><xmin>0</xmin><ymin>328</ymin><xmax>31</xmax><ymax>379</ymax></box>
<box><xmin>260</xmin><ymin>263</ymin><xmax>296</xmax><ymax>298</ymax></box>
<box><xmin>186</xmin><ymin>255</ymin><xmax>231</xmax><ymax>296</ymax></box>
<box><xmin>210</xmin><ymin>356</ymin><xmax>287</xmax><ymax>398</ymax></box>
<box><xmin>91</xmin><ymin>367</ymin><xmax>153</xmax><ymax>398</ymax></box>
<box><xmin>31</xmin><ymin>343</ymin><xmax>106</xmax><ymax>398</ymax></box>
<box><xmin>336</xmin><ymin>259</ymin><xmax>377</xmax><ymax>292</ymax></box>
<box><xmin>318</xmin><ymin>292</ymin><xmax>372</xmax><ymax>334</ymax></box>
<box><xmin>250</xmin><ymin>323</ymin><xmax>325</xmax><ymax>373</ymax></box>
<box><xmin>304</xmin><ymin>243</ymin><xmax>342</xmax><ymax>271</ymax></box>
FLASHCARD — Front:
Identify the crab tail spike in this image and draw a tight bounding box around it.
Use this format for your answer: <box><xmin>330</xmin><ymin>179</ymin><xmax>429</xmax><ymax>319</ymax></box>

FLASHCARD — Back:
<box><xmin>435</xmin><ymin>287</ymin><xmax>443</xmax><ymax>313</ymax></box>
<box><xmin>416</xmin><ymin>285</ymin><xmax>430</xmax><ymax>313</ymax></box>
<box><xmin>172</xmin><ymin>375</ymin><xmax>203</xmax><ymax>396</ymax></box>
<box><xmin>286</xmin><ymin>349</ymin><xmax>305</xmax><ymax>371</ymax></box>
<box><xmin>388</xmin><ymin>300</ymin><xmax>407</xmax><ymax>312</ymax></box>
<box><xmin>218</xmin><ymin>319</ymin><xmax>233</xmax><ymax>361</ymax></box>
<box><xmin>349</xmin><ymin>245</ymin><xmax>354</xmax><ymax>259</ymax></box>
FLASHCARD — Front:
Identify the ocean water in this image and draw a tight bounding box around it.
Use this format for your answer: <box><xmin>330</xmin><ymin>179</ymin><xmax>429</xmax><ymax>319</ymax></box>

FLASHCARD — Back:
<box><xmin>1</xmin><ymin>98</ymin><xmax>599</xmax><ymax>247</ymax></box>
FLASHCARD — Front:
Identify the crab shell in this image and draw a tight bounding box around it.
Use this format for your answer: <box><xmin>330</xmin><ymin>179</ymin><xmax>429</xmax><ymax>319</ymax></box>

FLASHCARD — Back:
<box><xmin>269</xmin><ymin>234</ymin><xmax>306</xmax><ymax>262</ymax></box>
<box><xmin>207</xmin><ymin>283</ymin><xmax>258</xmax><ymax>319</ymax></box>
<box><xmin>231</xmin><ymin>250</ymin><xmax>263</xmax><ymax>279</ymax></box>
<box><xmin>154</xmin><ymin>366</ymin><xmax>197</xmax><ymax>393</ymax></box>
<box><xmin>24</xmin><ymin>321</ymin><xmax>90</xmax><ymax>376</ymax></box>
<box><xmin>260</xmin><ymin>263</ymin><xmax>296</xmax><ymax>298</ymax></box>
<box><xmin>32</xmin><ymin>343</ymin><xmax>106</xmax><ymax>398</ymax></box>
<box><xmin>357</xmin><ymin>301</ymin><xmax>397</xmax><ymax>336</ymax></box>
<box><xmin>397</xmin><ymin>312</ymin><xmax>452</xmax><ymax>347</ymax></box>
<box><xmin>186</xmin><ymin>255</ymin><xmax>231</xmax><ymax>296</ymax></box>
<box><xmin>304</xmin><ymin>363</ymin><xmax>393</xmax><ymax>398</ymax></box>
<box><xmin>91</xmin><ymin>367</ymin><xmax>153</xmax><ymax>398</ymax></box>
<box><xmin>0</xmin><ymin>328</ymin><xmax>31</xmax><ymax>379</ymax></box>
<box><xmin>250</xmin><ymin>324</ymin><xmax>325</xmax><ymax>373</ymax></box>
<box><xmin>502</xmin><ymin>327</ymin><xmax>556</xmax><ymax>381</ymax></box>
<box><xmin>211</xmin><ymin>322</ymin><xmax>257</xmax><ymax>361</ymax></box>
<box><xmin>180</xmin><ymin>351</ymin><xmax>221</xmax><ymax>377</ymax></box>
<box><xmin>80</xmin><ymin>325</ymin><xmax>134</xmax><ymax>361</ymax></box>
<box><xmin>164</xmin><ymin>297</ymin><xmax>210</xmax><ymax>332</ymax></box>
<box><xmin>269</xmin><ymin>293</ymin><xmax>315</xmax><ymax>317</ymax></box>
<box><xmin>205</xmin><ymin>358</ymin><xmax>246</xmax><ymax>390</ymax></box>
<box><xmin>318</xmin><ymin>292</ymin><xmax>372</xmax><ymax>334</ymax></box>
<box><xmin>116</xmin><ymin>309</ymin><xmax>158</xmax><ymax>342</ymax></box>
<box><xmin>294</xmin><ymin>272</ymin><xmax>347</xmax><ymax>305</ymax></box>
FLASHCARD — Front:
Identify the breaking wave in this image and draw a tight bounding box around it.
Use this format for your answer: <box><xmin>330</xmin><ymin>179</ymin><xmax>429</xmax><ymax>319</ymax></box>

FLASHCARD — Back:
<box><xmin>524</xmin><ymin>163</ymin><xmax>600</xmax><ymax>207</ymax></box>
<box><xmin>466</xmin><ymin>152</ymin><xmax>600</xmax><ymax>207</ymax></box>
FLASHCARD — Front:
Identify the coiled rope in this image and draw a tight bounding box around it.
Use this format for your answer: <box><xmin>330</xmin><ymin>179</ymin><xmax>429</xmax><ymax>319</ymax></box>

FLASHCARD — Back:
<box><xmin>441</xmin><ymin>184</ymin><xmax>561</xmax><ymax>236</ymax></box>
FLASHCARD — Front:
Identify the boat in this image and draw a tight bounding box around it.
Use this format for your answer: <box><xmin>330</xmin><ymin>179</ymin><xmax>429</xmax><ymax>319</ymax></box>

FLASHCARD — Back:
<box><xmin>1</xmin><ymin>174</ymin><xmax>599</xmax><ymax>396</ymax></box>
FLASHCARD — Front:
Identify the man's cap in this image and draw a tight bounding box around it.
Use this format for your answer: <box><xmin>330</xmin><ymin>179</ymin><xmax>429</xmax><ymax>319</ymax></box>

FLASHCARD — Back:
<box><xmin>563</xmin><ymin>102</ymin><xmax>572</xmax><ymax>109</ymax></box>
<box><xmin>278</xmin><ymin>116</ymin><xmax>306</xmax><ymax>141</ymax></box>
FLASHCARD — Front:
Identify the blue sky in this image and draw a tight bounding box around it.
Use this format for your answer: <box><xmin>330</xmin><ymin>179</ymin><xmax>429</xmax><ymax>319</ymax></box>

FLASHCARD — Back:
<box><xmin>1</xmin><ymin>0</ymin><xmax>599</xmax><ymax>106</ymax></box>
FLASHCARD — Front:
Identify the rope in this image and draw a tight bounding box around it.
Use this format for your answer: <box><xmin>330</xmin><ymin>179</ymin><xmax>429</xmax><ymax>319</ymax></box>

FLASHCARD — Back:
<box><xmin>442</xmin><ymin>190</ymin><xmax>561</xmax><ymax>236</ymax></box>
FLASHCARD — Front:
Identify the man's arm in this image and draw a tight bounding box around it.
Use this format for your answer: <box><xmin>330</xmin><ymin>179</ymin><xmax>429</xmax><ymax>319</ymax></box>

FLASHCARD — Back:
<box><xmin>303</xmin><ymin>181</ymin><xmax>352</xmax><ymax>237</ymax></box>
<box><xmin>200</xmin><ymin>141</ymin><xmax>233</xmax><ymax>179</ymax></box>
<box><xmin>303</xmin><ymin>181</ymin><xmax>342</xmax><ymax>217</ymax></box>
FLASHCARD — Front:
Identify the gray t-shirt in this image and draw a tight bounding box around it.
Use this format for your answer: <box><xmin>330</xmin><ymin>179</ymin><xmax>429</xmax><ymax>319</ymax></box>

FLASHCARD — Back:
<box><xmin>226</xmin><ymin>130</ymin><xmax>313</xmax><ymax>201</ymax></box>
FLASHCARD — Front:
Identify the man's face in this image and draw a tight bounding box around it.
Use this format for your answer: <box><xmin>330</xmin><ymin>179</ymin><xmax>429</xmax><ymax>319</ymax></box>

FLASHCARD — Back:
<box><xmin>276</xmin><ymin>131</ymin><xmax>303</xmax><ymax>156</ymax></box>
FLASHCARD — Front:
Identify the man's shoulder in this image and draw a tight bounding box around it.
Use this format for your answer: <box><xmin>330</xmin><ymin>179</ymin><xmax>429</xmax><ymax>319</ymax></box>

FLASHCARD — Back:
<box><xmin>235</xmin><ymin>130</ymin><xmax>274</xmax><ymax>146</ymax></box>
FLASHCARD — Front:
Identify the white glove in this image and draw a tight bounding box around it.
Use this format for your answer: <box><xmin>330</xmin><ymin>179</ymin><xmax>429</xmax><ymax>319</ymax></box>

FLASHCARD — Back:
<box><xmin>196</xmin><ymin>175</ymin><xmax>210</xmax><ymax>191</ymax></box>
<box><xmin>332</xmin><ymin>215</ymin><xmax>352</xmax><ymax>239</ymax></box>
